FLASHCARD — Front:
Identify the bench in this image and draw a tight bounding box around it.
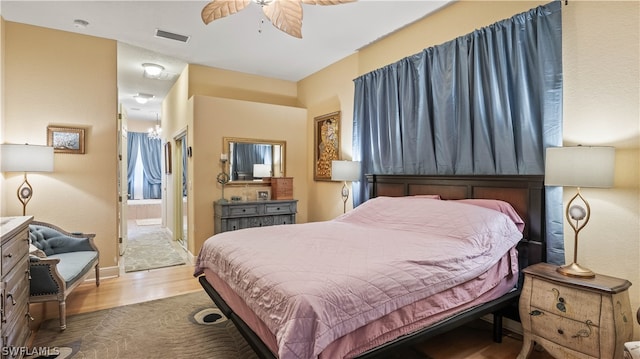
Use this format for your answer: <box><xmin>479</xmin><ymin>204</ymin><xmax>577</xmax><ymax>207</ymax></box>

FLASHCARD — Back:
<box><xmin>28</xmin><ymin>221</ymin><xmax>100</xmax><ymax>330</ymax></box>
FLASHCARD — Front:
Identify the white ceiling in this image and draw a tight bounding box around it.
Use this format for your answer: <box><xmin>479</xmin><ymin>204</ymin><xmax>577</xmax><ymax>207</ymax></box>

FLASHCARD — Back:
<box><xmin>0</xmin><ymin>0</ymin><xmax>452</xmax><ymax>122</ymax></box>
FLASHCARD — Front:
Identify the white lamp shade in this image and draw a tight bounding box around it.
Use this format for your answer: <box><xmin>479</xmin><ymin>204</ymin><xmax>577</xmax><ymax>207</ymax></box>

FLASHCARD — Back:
<box><xmin>545</xmin><ymin>146</ymin><xmax>615</xmax><ymax>188</ymax></box>
<box><xmin>331</xmin><ymin>161</ymin><xmax>361</xmax><ymax>182</ymax></box>
<box><xmin>1</xmin><ymin>144</ymin><xmax>54</xmax><ymax>173</ymax></box>
<box><xmin>253</xmin><ymin>164</ymin><xmax>272</xmax><ymax>178</ymax></box>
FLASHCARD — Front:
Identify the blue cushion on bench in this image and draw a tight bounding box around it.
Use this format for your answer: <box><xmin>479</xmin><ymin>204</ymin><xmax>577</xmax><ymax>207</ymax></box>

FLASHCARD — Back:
<box><xmin>48</xmin><ymin>251</ymin><xmax>99</xmax><ymax>286</ymax></box>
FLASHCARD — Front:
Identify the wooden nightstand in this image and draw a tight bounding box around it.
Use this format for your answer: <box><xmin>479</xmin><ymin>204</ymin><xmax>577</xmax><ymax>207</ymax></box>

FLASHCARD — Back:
<box><xmin>518</xmin><ymin>262</ymin><xmax>633</xmax><ymax>359</ymax></box>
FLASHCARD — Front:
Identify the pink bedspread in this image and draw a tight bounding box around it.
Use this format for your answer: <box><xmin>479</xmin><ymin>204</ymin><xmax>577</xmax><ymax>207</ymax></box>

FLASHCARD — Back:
<box><xmin>194</xmin><ymin>196</ymin><xmax>523</xmax><ymax>359</ymax></box>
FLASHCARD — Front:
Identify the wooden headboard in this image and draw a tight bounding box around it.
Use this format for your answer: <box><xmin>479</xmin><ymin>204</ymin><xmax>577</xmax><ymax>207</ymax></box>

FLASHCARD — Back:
<box><xmin>366</xmin><ymin>174</ymin><xmax>546</xmax><ymax>266</ymax></box>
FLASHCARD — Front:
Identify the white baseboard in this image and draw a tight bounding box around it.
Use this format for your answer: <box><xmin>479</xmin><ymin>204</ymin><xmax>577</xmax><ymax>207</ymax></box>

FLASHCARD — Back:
<box><xmin>82</xmin><ymin>265</ymin><xmax>120</xmax><ymax>282</ymax></box>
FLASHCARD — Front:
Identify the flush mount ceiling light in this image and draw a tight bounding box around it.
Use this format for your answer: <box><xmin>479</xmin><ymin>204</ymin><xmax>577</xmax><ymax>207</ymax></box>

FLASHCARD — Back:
<box><xmin>142</xmin><ymin>63</ymin><xmax>165</xmax><ymax>77</ymax></box>
<box><xmin>134</xmin><ymin>93</ymin><xmax>154</xmax><ymax>104</ymax></box>
<box><xmin>201</xmin><ymin>0</ymin><xmax>357</xmax><ymax>39</ymax></box>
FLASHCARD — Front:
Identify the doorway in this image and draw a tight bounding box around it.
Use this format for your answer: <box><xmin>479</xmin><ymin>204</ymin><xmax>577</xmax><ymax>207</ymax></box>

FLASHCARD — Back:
<box><xmin>174</xmin><ymin>132</ymin><xmax>188</xmax><ymax>251</ymax></box>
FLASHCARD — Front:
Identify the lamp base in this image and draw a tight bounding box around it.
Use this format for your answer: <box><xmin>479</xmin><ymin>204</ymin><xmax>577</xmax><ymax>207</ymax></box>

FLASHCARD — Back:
<box><xmin>556</xmin><ymin>262</ymin><xmax>595</xmax><ymax>278</ymax></box>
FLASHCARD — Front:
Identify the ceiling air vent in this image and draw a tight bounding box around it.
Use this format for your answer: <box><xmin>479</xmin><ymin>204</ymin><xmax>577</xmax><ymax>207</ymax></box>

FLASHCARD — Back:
<box><xmin>155</xmin><ymin>29</ymin><xmax>190</xmax><ymax>43</ymax></box>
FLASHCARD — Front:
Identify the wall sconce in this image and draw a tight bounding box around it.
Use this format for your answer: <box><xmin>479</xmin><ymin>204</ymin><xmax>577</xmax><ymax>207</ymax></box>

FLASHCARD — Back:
<box><xmin>217</xmin><ymin>153</ymin><xmax>230</xmax><ymax>203</ymax></box>
<box><xmin>545</xmin><ymin>146</ymin><xmax>615</xmax><ymax>278</ymax></box>
<box><xmin>331</xmin><ymin>160</ymin><xmax>361</xmax><ymax>213</ymax></box>
<box><xmin>1</xmin><ymin>144</ymin><xmax>54</xmax><ymax>215</ymax></box>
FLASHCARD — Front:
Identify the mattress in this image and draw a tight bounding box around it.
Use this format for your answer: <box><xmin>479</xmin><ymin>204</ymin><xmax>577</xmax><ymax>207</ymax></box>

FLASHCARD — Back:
<box><xmin>195</xmin><ymin>196</ymin><xmax>524</xmax><ymax>358</ymax></box>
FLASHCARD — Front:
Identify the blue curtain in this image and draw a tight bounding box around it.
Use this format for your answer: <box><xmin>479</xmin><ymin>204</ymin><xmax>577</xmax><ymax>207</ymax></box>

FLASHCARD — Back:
<box><xmin>127</xmin><ymin>132</ymin><xmax>163</xmax><ymax>199</ymax></box>
<box><xmin>126</xmin><ymin>134</ymin><xmax>139</xmax><ymax>200</ymax></box>
<box><xmin>352</xmin><ymin>2</ymin><xmax>563</xmax><ymax>264</ymax></box>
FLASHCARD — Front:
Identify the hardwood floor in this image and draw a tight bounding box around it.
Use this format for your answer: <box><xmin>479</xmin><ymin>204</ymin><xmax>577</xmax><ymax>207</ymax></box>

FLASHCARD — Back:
<box><xmin>33</xmin><ymin>262</ymin><xmax>554</xmax><ymax>359</ymax></box>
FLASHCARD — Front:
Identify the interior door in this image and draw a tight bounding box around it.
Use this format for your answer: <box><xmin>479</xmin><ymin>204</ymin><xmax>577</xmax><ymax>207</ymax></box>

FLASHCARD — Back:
<box><xmin>117</xmin><ymin>106</ymin><xmax>128</xmax><ymax>256</ymax></box>
<box><xmin>173</xmin><ymin>132</ymin><xmax>188</xmax><ymax>250</ymax></box>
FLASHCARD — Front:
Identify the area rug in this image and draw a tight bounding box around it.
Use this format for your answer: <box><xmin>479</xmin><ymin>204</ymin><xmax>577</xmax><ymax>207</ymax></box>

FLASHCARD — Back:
<box><xmin>124</xmin><ymin>226</ymin><xmax>185</xmax><ymax>272</ymax></box>
<box><xmin>28</xmin><ymin>291</ymin><xmax>258</xmax><ymax>359</ymax></box>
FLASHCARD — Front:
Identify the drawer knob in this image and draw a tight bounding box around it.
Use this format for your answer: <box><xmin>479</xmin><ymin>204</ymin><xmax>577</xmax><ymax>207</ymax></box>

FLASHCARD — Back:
<box><xmin>242</xmin><ymin>209</ymin><xmax>246</xmax><ymax>212</ymax></box>
<box><xmin>557</xmin><ymin>329</ymin><xmax>564</xmax><ymax>335</ymax></box>
<box><xmin>7</xmin><ymin>293</ymin><xmax>16</xmax><ymax>305</ymax></box>
<box><xmin>571</xmin><ymin>320</ymin><xmax>593</xmax><ymax>338</ymax></box>
<box><xmin>529</xmin><ymin>310</ymin><xmax>543</xmax><ymax>316</ymax></box>
<box><xmin>4</xmin><ymin>253</ymin><xmax>12</xmax><ymax>258</ymax></box>
<box><xmin>277</xmin><ymin>207</ymin><xmax>280</xmax><ymax>210</ymax></box>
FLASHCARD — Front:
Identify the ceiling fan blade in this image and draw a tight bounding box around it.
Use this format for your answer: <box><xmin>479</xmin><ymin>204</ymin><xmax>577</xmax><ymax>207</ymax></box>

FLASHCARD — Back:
<box><xmin>263</xmin><ymin>1</ymin><xmax>303</xmax><ymax>39</ymax></box>
<box><xmin>201</xmin><ymin>0</ymin><xmax>251</xmax><ymax>25</ymax></box>
<box><xmin>301</xmin><ymin>0</ymin><xmax>357</xmax><ymax>5</ymax></box>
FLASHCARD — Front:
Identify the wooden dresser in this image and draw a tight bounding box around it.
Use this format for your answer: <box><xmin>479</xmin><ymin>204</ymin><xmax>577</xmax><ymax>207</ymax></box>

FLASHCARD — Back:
<box><xmin>214</xmin><ymin>199</ymin><xmax>297</xmax><ymax>234</ymax></box>
<box><xmin>270</xmin><ymin>177</ymin><xmax>293</xmax><ymax>200</ymax></box>
<box><xmin>1</xmin><ymin>216</ymin><xmax>33</xmax><ymax>359</ymax></box>
<box><xmin>518</xmin><ymin>262</ymin><xmax>633</xmax><ymax>359</ymax></box>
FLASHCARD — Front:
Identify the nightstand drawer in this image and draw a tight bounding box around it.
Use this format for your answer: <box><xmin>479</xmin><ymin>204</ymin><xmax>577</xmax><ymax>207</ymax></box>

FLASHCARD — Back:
<box><xmin>531</xmin><ymin>310</ymin><xmax>600</xmax><ymax>357</ymax></box>
<box><xmin>531</xmin><ymin>277</ymin><xmax>602</xmax><ymax>324</ymax></box>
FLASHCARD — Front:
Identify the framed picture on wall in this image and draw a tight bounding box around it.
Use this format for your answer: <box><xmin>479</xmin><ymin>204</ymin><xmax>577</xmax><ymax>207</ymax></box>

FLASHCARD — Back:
<box><xmin>313</xmin><ymin>111</ymin><xmax>340</xmax><ymax>181</ymax></box>
<box><xmin>164</xmin><ymin>142</ymin><xmax>172</xmax><ymax>174</ymax></box>
<box><xmin>47</xmin><ymin>126</ymin><xmax>85</xmax><ymax>154</ymax></box>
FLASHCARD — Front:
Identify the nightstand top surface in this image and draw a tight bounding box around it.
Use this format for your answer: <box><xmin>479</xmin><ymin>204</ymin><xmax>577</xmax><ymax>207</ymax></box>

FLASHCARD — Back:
<box><xmin>523</xmin><ymin>262</ymin><xmax>631</xmax><ymax>294</ymax></box>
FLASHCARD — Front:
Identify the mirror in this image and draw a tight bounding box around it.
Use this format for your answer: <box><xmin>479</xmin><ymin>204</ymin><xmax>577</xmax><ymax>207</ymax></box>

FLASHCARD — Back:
<box><xmin>223</xmin><ymin>137</ymin><xmax>286</xmax><ymax>185</ymax></box>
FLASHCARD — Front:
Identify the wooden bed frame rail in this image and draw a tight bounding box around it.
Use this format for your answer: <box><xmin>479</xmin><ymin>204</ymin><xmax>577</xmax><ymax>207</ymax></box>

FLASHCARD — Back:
<box><xmin>199</xmin><ymin>174</ymin><xmax>546</xmax><ymax>359</ymax></box>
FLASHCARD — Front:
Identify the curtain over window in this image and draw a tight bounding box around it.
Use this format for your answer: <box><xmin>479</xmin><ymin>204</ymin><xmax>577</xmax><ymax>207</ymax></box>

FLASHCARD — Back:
<box><xmin>127</xmin><ymin>132</ymin><xmax>163</xmax><ymax>199</ymax></box>
<box><xmin>352</xmin><ymin>2</ymin><xmax>563</xmax><ymax>264</ymax></box>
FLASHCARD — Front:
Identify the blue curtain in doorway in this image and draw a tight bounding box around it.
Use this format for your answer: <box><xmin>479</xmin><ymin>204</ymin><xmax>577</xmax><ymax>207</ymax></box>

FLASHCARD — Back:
<box><xmin>127</xmin><ymin>132</ymin><xmax>163</xmax><ymax>199</ymax></box>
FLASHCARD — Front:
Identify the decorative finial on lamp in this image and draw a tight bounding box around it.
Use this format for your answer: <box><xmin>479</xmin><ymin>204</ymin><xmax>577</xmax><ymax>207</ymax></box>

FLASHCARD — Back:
<box><xmin>331</xmin><ymin>160</ymin><xmax>361</xmax><ymax>213</ymax></box>
<box><xmin>1</xmin><ymin>143</ymin><xmax>54</xmax><ymax>215</ymax></box>
<box><xmin>545</xmin><ymin>146</ymin><xmax>615</xmax><ymax>278</ymax></box>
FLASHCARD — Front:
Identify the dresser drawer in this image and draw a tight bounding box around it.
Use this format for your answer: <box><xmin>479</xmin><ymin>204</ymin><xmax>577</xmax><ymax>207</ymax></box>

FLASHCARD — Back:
<box><xmin>227</xmin><ymin>204</ymin><xmax>260</xmax><ymax>217</ymax></box>
<box><xmin>530</xmin><ymin>277</ymin><xmax>602</xmax><ymax>324</ymax></box>
<box><xmin>3</xmin><ymin>295</ymin><xmax>30</xmax><ymax>358</ymax></box>
<box><xmin>530</xmin><ymin>310</ymin><xmax>600</xmax><ymax>357</ymax></box>
<box><xmin>274</xmin><ymin>215</ymin><xmax>296</xmax><ymax>225</ymax></box>
<box><xmin>3</xmin><ymin>255</ymin><xmax>29</xmax><ymax>304</ymax></box>
<box><xmin>1</xmin><ymin>228</ymin><xmax>28</xmax><ymax>275</ymax></box>
<box><xmin>265</xmin><ymin>202</ymin><xmax>296</xmax><ymax>215</ymax></box>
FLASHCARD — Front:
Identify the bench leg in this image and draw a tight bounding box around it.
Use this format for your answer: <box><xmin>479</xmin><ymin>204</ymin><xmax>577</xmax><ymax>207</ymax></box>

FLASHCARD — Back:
<box><xmin>95</xmin><ymin>264</ymin><xmax>100</xmax><ymax>287</ymax></box>
<box><xmin>59</xmin><ymin>299</ymin><xmax>67</xmax><ymax>331</ymax></box>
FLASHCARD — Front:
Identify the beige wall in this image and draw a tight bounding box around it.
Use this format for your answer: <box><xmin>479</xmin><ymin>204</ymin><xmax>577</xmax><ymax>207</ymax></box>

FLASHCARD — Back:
<box><xmin>299</xmin><ymin>1</ymin><xmax>640</xmax><ymax>338</ymax></box>
<box><xmin>188</xmin><ymin>64</ymin><xmax>301</xmax><ymax>108</ymax></box>
<box><xmin>163</xmin><ymin>64</ymin><xmax>307</xmax><ymax>255</ymax></box>
<box><xmin>1</xmin><ymin>22</ymin><xmax>119</xmax><ymax>269</ymax></box>
<box><xmin>190</xmin><ymin>96</ymin><xmax>307</xmax><ymax>252</ymax></box>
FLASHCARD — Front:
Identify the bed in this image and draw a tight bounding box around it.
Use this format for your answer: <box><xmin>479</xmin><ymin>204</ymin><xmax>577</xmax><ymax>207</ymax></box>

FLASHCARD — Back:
<box><xmin>195</xmin><ymin>174</ymin><xmax>545</xmax><ymax>359</ymax></box>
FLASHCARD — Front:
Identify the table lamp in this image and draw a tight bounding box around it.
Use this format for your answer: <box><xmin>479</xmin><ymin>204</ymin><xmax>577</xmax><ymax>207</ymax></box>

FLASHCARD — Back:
<box><xmin>1</xmin><ymin>143</ymin><xmax>54</xmax><ymax>215</ymax></box>
<box><xmin>545</xmin><ymin>146</ymin><xmax>615</xmax><ymax>278</ymax></box>
<box><xmin>331</xmin><ymin>160</ymin><xmax>361</xmax><ymax>213</ymax></box>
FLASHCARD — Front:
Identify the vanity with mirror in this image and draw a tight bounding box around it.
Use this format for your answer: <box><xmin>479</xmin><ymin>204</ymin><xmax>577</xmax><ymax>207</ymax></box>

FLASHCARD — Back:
<box><xmin>223</xmin><ymin>137</ymin><xmax>286</xmax><ymax>186</ymax></box>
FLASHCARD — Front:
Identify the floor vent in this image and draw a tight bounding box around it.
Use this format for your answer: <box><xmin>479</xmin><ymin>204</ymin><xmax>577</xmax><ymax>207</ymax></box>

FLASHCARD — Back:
<box><xmin>155</xmin><ymin>29</ymin><xmax>190</xmax><ymax>43</ymax></box>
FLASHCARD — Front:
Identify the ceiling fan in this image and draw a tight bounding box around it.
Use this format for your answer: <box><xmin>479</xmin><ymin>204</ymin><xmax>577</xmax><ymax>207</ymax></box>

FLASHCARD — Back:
<box><xmin>201</xmin><ymin>0</ymin><xmax>357</xmax><ymax>39</ymax></box>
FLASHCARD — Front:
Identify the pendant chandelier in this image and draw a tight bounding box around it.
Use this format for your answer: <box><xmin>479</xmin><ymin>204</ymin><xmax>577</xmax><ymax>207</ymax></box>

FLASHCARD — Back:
<box><xmin>148</xmin><ymin>114</ymin><xmax>162</xmax><ymax>140</ymax></box>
